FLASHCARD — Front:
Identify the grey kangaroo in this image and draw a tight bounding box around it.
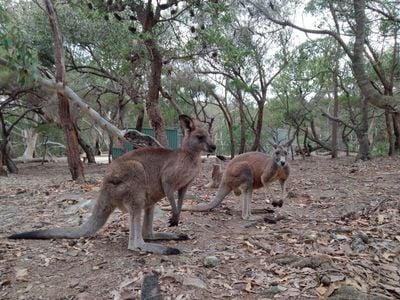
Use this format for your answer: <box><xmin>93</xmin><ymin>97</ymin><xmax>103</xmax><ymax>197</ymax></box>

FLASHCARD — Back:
<box><xmin>9</xmin><ymin>115</ymin><xmax>216</xmax><ymax>255</ymax></box>
<box><xmin>182</xmin><ymin>142</ymin><xmax>291</xmax><ymax>220</ymax></box>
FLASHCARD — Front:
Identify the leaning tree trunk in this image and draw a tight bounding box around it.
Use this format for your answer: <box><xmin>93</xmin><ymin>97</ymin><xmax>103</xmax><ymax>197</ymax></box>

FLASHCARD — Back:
<box><xmin>39</xmin><ymin>78</ymin><xmax>162</xmax><ymax>148</ymax></box>
<box><xmin>44</xmin><ymin>0</ymin><xmax>84</xmax><ymax>181</ymax></box>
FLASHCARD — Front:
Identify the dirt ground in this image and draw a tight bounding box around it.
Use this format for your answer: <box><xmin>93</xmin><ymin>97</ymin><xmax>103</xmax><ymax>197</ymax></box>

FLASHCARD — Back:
<box><xmin>0</xmin><ymin>154</ymin><xmax>399</xmax><ymax>300</ymax></box>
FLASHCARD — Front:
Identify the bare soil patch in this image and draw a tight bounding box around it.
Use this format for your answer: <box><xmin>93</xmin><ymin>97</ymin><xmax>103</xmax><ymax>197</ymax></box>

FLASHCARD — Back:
<box><xmin>1</xmin><ymin>155</ymin><xmax>399</xmax><ymax>299</ymax></box>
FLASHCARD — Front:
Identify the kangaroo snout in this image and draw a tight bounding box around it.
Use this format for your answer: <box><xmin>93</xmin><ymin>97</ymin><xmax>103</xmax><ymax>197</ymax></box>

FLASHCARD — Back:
<box><xmin>280</xmin><ymin>161</ymin><xmax>286</xmax><ymax>166</ymax></box>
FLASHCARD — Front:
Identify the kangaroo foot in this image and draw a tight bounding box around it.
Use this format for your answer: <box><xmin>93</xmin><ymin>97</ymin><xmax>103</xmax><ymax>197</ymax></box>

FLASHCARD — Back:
<box><xmin>144</xmin><ymin>232</ymin><xmax>189</xmax><ymax>241</ymax></box>
<box><xmin>129</xmin><ymin>241</ymin><xmax>181</xmax><ymax>255</ymax></box>
<box><xmin>169</xmin><ymin>216</ymin><xmax>180</xmax><ymax>227</ymax></box>
<box><xmin>242</xmin><ymin>213</ymin><xmax>264</xmax><ymax>221</ymax></box>
<box><xmin>272</xmin><ymin>199</ymin><xmax>283</xmax><ymax>207</ymax></box>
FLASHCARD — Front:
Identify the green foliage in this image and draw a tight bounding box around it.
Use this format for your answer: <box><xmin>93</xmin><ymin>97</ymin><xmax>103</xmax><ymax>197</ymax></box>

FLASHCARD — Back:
<box><xmin>0</xmin><ymin>5</ymin><xmax>38</xmax><ymax>86</ymax></box>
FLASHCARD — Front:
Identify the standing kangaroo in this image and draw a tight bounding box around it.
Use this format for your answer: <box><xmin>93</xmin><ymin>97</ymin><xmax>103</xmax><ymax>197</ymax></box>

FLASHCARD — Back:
<box><xmin>9</xmin><ymin>115</ymin><xmax>216</xmax><ymax>255</ymax></box>
<box><xmin>182</xmin><ymin>142</ymin><xmax>291</xmax><ymax>220</ymax></box>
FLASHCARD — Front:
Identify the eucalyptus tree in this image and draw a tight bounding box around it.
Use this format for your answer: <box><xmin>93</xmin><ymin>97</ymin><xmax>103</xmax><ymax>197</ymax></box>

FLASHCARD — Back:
<box><xmin>0</xmin><ymin>4</ymin><xmax>39</xmax><ymax>174</ymax></box>
<box><xmin>249</xmin><ymin>0</ymin><xmax>400</xmax><ymax>159</ymax></box>
<box><xmin>271</xmin><ymin>36</ymin><xmax>350</xmax><ymax>157</ymax></box>
<box><xmin>188</xmin><ymin>0</ymin><xmax>289</xmax><ymax>153</ymax></box>
<box><xmin>1</xmin><ymin>1</ymin><xmax>161</xmax><ymax>178</ymax></box>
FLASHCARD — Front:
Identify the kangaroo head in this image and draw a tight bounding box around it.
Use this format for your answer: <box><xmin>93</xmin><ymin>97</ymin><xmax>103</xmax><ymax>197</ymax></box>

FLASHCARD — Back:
<box><xmin>179</xmin><ymin>115</ymin><xmax>216</xmax><ymax>154</ymax></box>
<box><xmin>271</xmin><ymin>144</ymin><xmax>289</xmax><ymax>167</ymax></box>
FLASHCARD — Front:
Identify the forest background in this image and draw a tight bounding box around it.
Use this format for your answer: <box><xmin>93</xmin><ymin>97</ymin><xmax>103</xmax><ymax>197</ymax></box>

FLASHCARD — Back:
<box><xmin>0</xmin><ymin>0</ymin><xmax>399</xmax><ymax>179</ymax></box>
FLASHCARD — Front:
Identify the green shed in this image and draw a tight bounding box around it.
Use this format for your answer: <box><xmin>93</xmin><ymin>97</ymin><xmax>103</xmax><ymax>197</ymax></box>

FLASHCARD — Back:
<box><xmin>112</xmin><ymin>128</ymin><xmax>180</xmax><ymax>159</ymax></box>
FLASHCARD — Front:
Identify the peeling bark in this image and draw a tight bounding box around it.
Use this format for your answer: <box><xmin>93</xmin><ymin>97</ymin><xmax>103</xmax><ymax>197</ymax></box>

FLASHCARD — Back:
<box><xmin>44</xmin><ymin>0</ymin><xmax>84</xmax><ymax>181</ymax></box>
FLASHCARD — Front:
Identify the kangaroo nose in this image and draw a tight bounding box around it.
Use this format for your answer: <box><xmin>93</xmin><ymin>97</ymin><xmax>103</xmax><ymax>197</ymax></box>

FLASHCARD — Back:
<box><xmin>280</xmin><ymin>161</ymin><xmax>285</xmax><ymax>166</ymax></box>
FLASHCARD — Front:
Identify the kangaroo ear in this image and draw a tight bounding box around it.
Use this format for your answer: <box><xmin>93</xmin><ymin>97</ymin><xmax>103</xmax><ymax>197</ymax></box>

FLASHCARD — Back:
<box><xmin>268</xmin><ymin>140</ymin><xmax>278</xmax><ymax>149</ymax></box>
<box><xmin>179</xmin><ymin>115</ymin><xmax>195</xmax><ymax>134</ymax></box>
<box><xmin>284</xmin><ymin>134</ymin><xmax>296</xmax><ymax>148</ymax></box>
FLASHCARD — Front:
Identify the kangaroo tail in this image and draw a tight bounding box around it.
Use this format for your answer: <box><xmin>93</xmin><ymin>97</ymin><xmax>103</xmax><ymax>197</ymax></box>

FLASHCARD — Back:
<box><xmin>9</xmin><ymin>191</ymin><xmax>114</xmax><ymax>240</ymax></box>
<box><xmin>182</xmin><ymin>184</ymin><xmax>231</xmax><ymax>212</ymax></box>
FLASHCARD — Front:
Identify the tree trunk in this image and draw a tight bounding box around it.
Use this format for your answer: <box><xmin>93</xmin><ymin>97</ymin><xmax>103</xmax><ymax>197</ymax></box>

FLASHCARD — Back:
<box><xmin>144</xmin><ymin>38</ymin><xmax>168</xmax><ymax>147</ymax></box>
<box><xmin>237</xmin><ymin>90</ymin><xmax>246</xmax><ymax>154</ymax></box>
<box><xmin>357</xmin><ymin>96</ymin><xmax>370</xmax><ymax>160</ymax></box>
<box><xmin>331</xmin><ymin>65</ymin><xmax>339</xmax><ymax>158</ymax></box>
<box><xmin>0</xmin><ymin>111</ymin><xmax>17</xmax><ymax>174</ymax></box>
<box><xmin>392</xmin><ymin>112</ymin><xmax>400</xmax><ymax>153</ymax></box>
<box><xmin>0</xmin><ymin>152</ymin><xmax>7</xmax><ymax>176</ymax></box>
<box><xmin>135</xmin><ymin>105</ymin><xmax>145</xmax><ymax>132</ymax></box>
<box><xmin>385</xmin><ymin>111</ymin><xmax>395</xmax><ymax>156</ymax></box>
<box><xmin>228</xmin><ymin>121</ymin><xmax>235</xmax><ymax>159</ymax></box>
<box><xmin>342</xmin><ymin>126</ymin><xmax>351</xmax><ymax>156</ymax></box>
<box><xmin>352</xmin><ymin>0</ymin><xmax>398</xmax><ymax>110</ymax></box>
<box><xmin>94</xmin><ymin>136</ymin><xmax>101</xmax><ymax>155</ymax></box>
<box><xmin>44</xmin><ymin>0</ymin><xmax>85</xmax><ymax>181</ymax></box>
<box><xmin>250</xmin><ymin>103</ymin><xmax>264</xmax><ymax>151</ymax></box>
<box><xmin>77</xmin><ymin>131</ymin><xmax>96</xmax><ymax>164</ymax></box>
<box><xmin>20</xmin><ymin>128</ymin><xmax>39</xmax><ymax>161</ymax></box>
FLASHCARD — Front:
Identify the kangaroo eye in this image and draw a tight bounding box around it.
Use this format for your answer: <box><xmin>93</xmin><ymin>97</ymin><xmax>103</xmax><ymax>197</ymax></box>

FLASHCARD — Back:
<box><xmin>198</xmin><ymin>136</ymin><xmax>205</xmax><ymax>141</ymax></box>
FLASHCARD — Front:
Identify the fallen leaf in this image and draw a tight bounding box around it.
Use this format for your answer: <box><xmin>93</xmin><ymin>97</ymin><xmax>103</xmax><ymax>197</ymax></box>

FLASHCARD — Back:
<box><xmin>244</xmin><ymin>281</ymin><xmax>253</xmax><ymax>293</ymax></box>
<box><xmin>316</xmin><ymin>285</ymin><xmax>327</xmax><ymax>297</ymax></box>
<box><xmin>15</xmin><ymin>268</ymin><xmax>28</xmax><ymax>281</ymax></box>
<box><xmin>382</xmin><ymin>252</ymin><xmax>394</xmax><ymax>261</ymax></box>
<box><xmin>377</xmin><ymin>214</ymin><xmax>385</xmax><ymax>224</ymax></box>
<box><xmin>324</xmin><ymin>281</ymin><xmax>342</xmax><ymax>297</ymax></box>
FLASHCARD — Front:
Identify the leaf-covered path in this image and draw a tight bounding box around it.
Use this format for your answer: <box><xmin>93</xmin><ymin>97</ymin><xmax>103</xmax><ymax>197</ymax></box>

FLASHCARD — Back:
<box><xmin>1</xmin><ymin>155</ymin><xmax>399</xmax><ymax>299</ymax></box>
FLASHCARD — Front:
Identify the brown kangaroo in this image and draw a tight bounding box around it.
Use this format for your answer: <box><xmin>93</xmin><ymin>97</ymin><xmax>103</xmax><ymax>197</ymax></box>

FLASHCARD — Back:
<box><xmin>182</xmin><ymin>142</ymin><xmax>291</xmax><ymax>220</ymax></box>
<box><xmin>9</xmin><ymin>115</ymin><xmax>216</xmax><ymax>255</ymax></box>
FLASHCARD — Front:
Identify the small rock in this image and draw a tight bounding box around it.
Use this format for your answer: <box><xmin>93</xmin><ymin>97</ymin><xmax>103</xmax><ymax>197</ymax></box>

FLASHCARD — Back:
<box><xmin>77</xmin><ymin>284</ymin><xmax>89</xmax><ymax>293</ymax></box>
<box><xmin>183</xmin><ymin>277</ymin><xmax>207</xmax><ymax>289</ymax></box>
<box><xmin>351</xmin><ymin>236</ymin><xmax>367</xmax><ymax>252</ymax></box>
<box><xmin>333</xmin><ymin>234</ymin><xmax>348</xmax><ymax>242</ymax></box>
<box><xmin>355</xmin><ymin>231</ymin><xmax>369</xmax><ymax>243</ymax></box>
<box><xmin>69</xmin><ymin>280</ymin><xmax>80</xmax><ymax>288</ymax></box>
<box><xmin>203</xmin><ymin>256</ymin><xmax>219</xmax><ymax>268</ymax></box>
<box><xmin>320</xmin><ymin>275</ymin><xmax>331</xmax><ymax>286</ymax></box>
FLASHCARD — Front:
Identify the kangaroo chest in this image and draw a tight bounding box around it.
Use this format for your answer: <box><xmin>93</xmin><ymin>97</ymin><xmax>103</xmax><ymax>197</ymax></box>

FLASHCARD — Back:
<box><xmin>261</xmin><ymin>165</ymin><xmax>288</xmax><ymax>184</ymax></box>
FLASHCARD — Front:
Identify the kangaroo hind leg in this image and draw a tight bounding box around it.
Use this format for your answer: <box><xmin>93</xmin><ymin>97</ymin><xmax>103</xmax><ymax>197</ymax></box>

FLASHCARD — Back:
<box><xmin>128</xmin><ymin>206</ymin><xmax>181</xmax><ymax>255</ymax></box>
<box><xmin>142</xmin><ymin>206</ymin><xmax>188</xmax><ymax>241</ymax></box>
<box><xmin>237</xmin><ymin>167</ymin><xmax>254</xmax><ymax>220</ymax></box>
